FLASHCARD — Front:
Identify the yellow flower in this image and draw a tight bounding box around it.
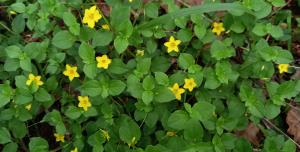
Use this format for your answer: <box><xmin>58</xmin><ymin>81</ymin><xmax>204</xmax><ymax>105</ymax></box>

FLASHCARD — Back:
<box><xmin>136</xmin><ymin>50</ymin><xmax>144</xmax><ymax>57</ymax></box>
<box><xmin>164</xmin><ymin>36</ymin><xmax>181</xmax><ymax>53</ymax></box>
<box><xmin>26</xmin><ymin>73</ymin><xmax>44</xmax><ymax>87</ymax></box>
<box><xmin>169</xmin><ymin>83</ymin><xmax>185</xmax><ymax>100</ymax></box>
<box><xmin>129</xmin><ymin>0</ymin><xmax>133</xmax><ymax>2</ymax></box>
<box><xmin>25</xmin><ymin>104</ymin><xmax>32</xmax><ymax>110</ymax></box>
<box><xmin>9</xmin><ymin>11</ymin><xmax>16</xmax><ymax>15</ymax></box>
<box><xmin>212</xmin><ymin>22</ymin><xmax>225</xmax><ymax>36</ymax></box>
<box><xmin>96</xmin><ymin>55</ymin><xmax>112</xmax><ymax>69</ymax></box>
<box><xmin>183</xmin><ymin>78</ymin><xmax>197</xmax><ymax>92</ymax></box>
<box><xmin>101</xmin><ymin>24</ymin><xmax>110</xmax><ymax>30</ymax></box>
<box><xmin>166</xmin><ymin>131</ymin><xmax>176</xmax><ymax>137</ymax></box>
<box><xmin>63</xmin><ymin>64</ymin><xmax>80</xmax><ymax>81</ymax></box>
<box><xmin>278</xmin><ymin>64</ymin><xmax>289</xmax><ymax>74</ymax></box>
<box><xmin>71</xmin><ymin>147</ymin><xmax>78</xmax><ymax>152</ymax></box>
<box><xmin>82</xmin><ymin>5</ymin><xmax>102</xmax><ymax>28</ymax></box>
<box><xmin>54</xmin><ymin>133</ymin><xmax>65</xmax><ymax>142</ymax></box>
<box><xmin>100</xmin><ymin>129</ymin><xmax>110</xmax><ymax>141</ymax></box>
<box><xmin>78</xmin><ymin>96</ymin><xmax>91</xmax><ymax>111</ymax></box>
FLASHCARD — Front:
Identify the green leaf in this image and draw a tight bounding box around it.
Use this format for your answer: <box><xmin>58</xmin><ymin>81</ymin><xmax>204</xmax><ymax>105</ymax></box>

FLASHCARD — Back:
<box><xmin>80</xmin><ymin>80</ymin><xmax>101</xmax><ymax>97</ymax></box>
<box><xmin>108</xmin><ymin>59</ymin><xmax>129</xmax><ymax>74</ymax></box>
<box><xmin>114</xmin><ymin>36</ymin><xmax>129</xmax><ymax>54</ymax></box>
<box><xmin>168</xmin><ymin>110</ymin><xmax>190</xmax><ymax>130</ymax></box>
<box><xmin>0</xmin><ymin>127</ymin><xmax>11</xmax><ymax>144</ymax></box>
<box><xmin>29</xmin><ymin>137</ymin><xmax>49</xmax><ymax>152</ymax></box>
<box><xmin>194</xmin><ymin>24</ymin><xmax>207</xmax><ymax>39</ymax></box>
<box><xmin>119</xmin><ymin>116</ymin><xmax>141</xmax><ymax>145</ymax></box>
<box><xmin>127</xmin><ymin>74</ymin><xmax>143</xmax><ymax>98</ymax></box>
<box><xmin>42</xmin><ymin>110</ymin><xmax>66</xmax><ymax>134</ymax></box>
<box><xmin>252</xmin><ymin>23</ymin><xmax>267</xmax><ymax>36</ymax></box>
<box><xmin>4</xmin><ymin>59</ymin><xmax>19</xmax><ymax>71</ymax></box>
<box><xmin>5</xmin><ymin>45</ymin><xmax>22</xmax><ymax>58</ymax></box>
<box><xmin>183</xmin><ymin>119</ymin><xmax>203</xmax><ymax>142</ymax></box>
<box><xmin>178</xmin><ymin>53</ymin><xmax>195</xmax><ymax>69</ymax></box>
<box><xmin>14</xmin><ymin>88</ymin><xmax>32</xmax><ymax>105</ymax></box>
<box><xmin>20</xmin><ymin>58</ymin><xmax>32</xmax><ymax>72</ymax></box>
<box><xmin>34</xmin><ymin>88</ymin><xmax>52</xmax><ymax>102</ymax></box>
<box><xmin>234</xmin><ymin>138</ymin><xmax>252</xmax><ymax>152</ymax></box>
<box><xmin>2</xmin><ymin>142</ymin><xmax>18</xmax><ymax>152</ymax></box>
<box><xmin>0</xmin><ymin>84</ymin><xmax>13</xmax><ymax>108</ymax></box>
<box><xmin>177</xmin><ymin>28</ymin><xmax>193</xmax><ymax>42</ymax></box>
<box><xmin>282</xmin><ymin>139</ymin><xmax>296</xmax><ymax>152</ymax></box>
<box><xmin>153</xmin><ymin>86</ymin><xmax>175</xmax><ymax>103</ymax></box>
<box><xmin>52</xmin><ymin>30</ymin><xmax>76</xmax><ymax>49</ymax></box>
<box><xmin>136</xmin><ymin>58</ymin><xmax>152</xmax><ymax>76</ymax></box>
<box><xmin>83</xmin><ymin>63</ymin><xmax>97</xmax><ymax>79</ymax></box>
<box><xmin>146</xmin><ymin>39</ymin><xmax>157</xmax><ymax>54</ymax></box>
<box><xmin>65</xmin><ymin>106</ymin><xmax>81</xmax><ymax>120</ymax></box>
<box><xmin>191</xmin><ymin>101</ymin><xmax>216</xmax><ymax>122</ymax></box>
<box><xmin>142</xmin><ymin>91</ymin><xmax>153</xmax><ymax>105</ymax></box>
<box><xmin>12</xmin><ymin>14</ymin><xmax>25</xmax><ymax>34</ymax></box>
<box><xmin>63</xmin><ymin>12</ymin><xmax>80</xmax><ymax>35</ymax></box>
<box><xmin>143</xmin><ymin>75</ymin><xmax>155</xmax><ymax>91</ymax></box>
<box><xmin>266</xmin><ymin>24</ymin><xmax>283</xmax><ymax>39</ymax></box>
<box><xmin>215</xmin><ymin>60</ymin><xmax>233</xmax><ymax>84</ymax></box>
<box><xmin>145</xmin><ymin>2</ymin><xmax>159</xmax><ymax>18</ymax></box>
<box><xmin>210</xmin><ymin>40</ymin><xmax>235</xmax><ymax>60</ymax></box>
<box><xmin>109</xmin><ymin>80</ymin><xmax>126</xmax><ymax>96</ymax></box>
<box><xmin>78</xmin><ymin>43</ymin><xmax>95</xmax><ymax>63</ymax></box>
<box><xmin>88</xmin><ymin>131</ymin><xmax>105</xmax><ymax>147</ymax></box>
<box><xmin>271</xmin><ymin>0</ymin><xmax>285</xmax><ymax>7</ymax></box>
<box><xmin>9</xmin><ymin>120</ymin><xmax>27</xmax><ymax>138</ymax></box>
<box><xmin>204</xmin><ymin>67</ymin><xmax>221</xmax><ymax>89</ymax></box>
<box><xmin>154</xmin><ymin>72</ymin><xmax>169</xmax><ymax>86</ymax></box>
<box><xmin>92</xmin><ymin>31</ymin><xmax>113</xmax><ymax>46</ymax></box>
<box><xmin>10</xmin><ymin>2</ymin><xmax>25</xmax><ymax>13</ymax></box>
<box><xmin>230</xmin><ymin>20</ymin><xmax>245</xmax><ymax>33</ymax></box>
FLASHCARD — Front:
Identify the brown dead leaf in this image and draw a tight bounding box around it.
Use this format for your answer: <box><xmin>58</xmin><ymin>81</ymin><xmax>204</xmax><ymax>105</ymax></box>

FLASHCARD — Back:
<box><xmin>97</xmin><ymin>0</ymin><xmax>111</xmax><ymax>16</ymax></box>
<box><xmin>286</xmin><ymin>105</ymin><xmax>300</xmax><ymax>143</ymax></box>
<box><xmin>235</xmin><ymin>123</ymin><xmax>263</xmax><ymax>146</ymax></box>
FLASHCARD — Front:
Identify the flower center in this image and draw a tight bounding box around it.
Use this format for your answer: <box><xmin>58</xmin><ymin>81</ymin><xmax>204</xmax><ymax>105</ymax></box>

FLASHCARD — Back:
<box><xmin>88</xmin><ymin>13</ymin><xmax>95</xmax><ymax>20</ymax></box>
<box><xmin>69</xmin><ymin>70</ymin><xmax>75</xmax><ymax>75</ymax></box>
<box><xmin>101</xmin><ymin>59</ymin><xmax>107</xmax><ymax>64</ymax></box>
<box><xmin>169</xmin><ymin>42</ymin><xmax>176</xmax><ymax>48</ymax></box>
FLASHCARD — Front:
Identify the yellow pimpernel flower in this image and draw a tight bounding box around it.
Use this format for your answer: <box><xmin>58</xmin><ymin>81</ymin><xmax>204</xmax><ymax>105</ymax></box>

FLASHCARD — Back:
<box><xmin>101</xmin><ymin>24</ymin><xmax>110</xmax><ymax>30</ymax></box>
<box><xmin>82</xmin><ymin>5</ymin><xmax>102</xmax><ymax>28</ymax></box>
<box><xmin>25</xmin><ymin>104</ymin><xmax>32</xmax><ymax>111</ymax></box>
<box><xmin>54</xmin><ymin>133</ymin><xmax>65</xmax><ymax>142</ymax></box>
<box><xmin>136</xmin><ymin>50</ymin><xmax>144</xmax><ymax>57</ymax></box>
<box><xmin>183</xmin><ymin>78</ymin><xmax>197</xmax><ymax>92</ymax></box>
<box><xmin>278</xmin><ymin>64</ymin><xmax>289</xmax><ymax>74</ymax></box>
<box><xmin>169</xmin><ymin>83</ymin><xmax>185</xmax><ymax>100</ymax></box>
<box><xmin>71</xmin><ymin>147</ymin><xmax>78</xmax><ymax>152</ymax></box>
<box><xmin>26</xmin><ymin>73</ymin><xmax>44</xmax><ymax>87</ymax></box>
<box><xmin>100</xmin><ymin>129</ymin><xmax>110</xmax><ymax>141</ymax></box>
<box><xmin>212</xmin><ymin>22</ymin><xmax>225</xmax><ymax>36</ymax></box>
<box><xmin>78</xmin><ymin>96</ymin><xmax>91</xmax><ymax>111</ymax></box>
<box><xmin>63</xmin><ymin>64</ymin><xmax>80</xmax><ymax>81</ymax></box>
<box><xmin>166</xmin><ymin>131</ymin><xmax>177</xmax><ymax>137</ymax></box>
<box><xmin>9</xmin><ymin>11</ymin><xmax>16</xmax><ymax>15</ymax></box>
<box><xmin>96</xmin><ymin>55</ymin><xmax>112</xmax><ymax>69</ymax></box>
<box><xmin>164</xmin><ymin>36</ymin><xmax>181</xmax><ymax>53</ymax></box>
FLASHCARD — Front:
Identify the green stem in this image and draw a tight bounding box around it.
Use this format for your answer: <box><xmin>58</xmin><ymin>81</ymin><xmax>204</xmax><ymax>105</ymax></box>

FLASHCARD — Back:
<box><xmin>0</xmin><ymin>21</ymin><xmax>15</xmax><ymax>34</ymax></box>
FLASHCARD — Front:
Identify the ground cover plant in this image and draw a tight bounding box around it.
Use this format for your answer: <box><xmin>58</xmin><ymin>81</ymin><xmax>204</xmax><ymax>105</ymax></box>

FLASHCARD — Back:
<box><xmin>0</xmin><ymin>0</ymin><xmax>300</xmax><ymax>151</ymax></box>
